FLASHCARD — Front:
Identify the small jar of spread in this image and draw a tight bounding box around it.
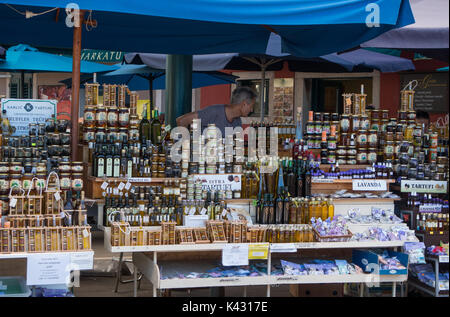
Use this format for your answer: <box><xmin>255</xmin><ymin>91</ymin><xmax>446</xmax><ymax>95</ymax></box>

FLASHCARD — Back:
<box><xmin>347</xmin><ymin>155</ymin><xmax>357</xmax><ymax>165</ymax></box>
<box><xmin>72</xmin><ymin>173</ymin><xmax>83</xmax><ymax>191</ymax></box>
<box><xmin>327</xmin><ymin>151</ymin><xmax>336</xmax><ymax>164</ymax></box>
<box><xmin>384</xmin><ymin>141</ymin><xmax>395</xmax><ymax>160</ymax></box>
<box><xmin>96</xmin><ymin>106</ymin><xmax>107</xmax><ymax>128</ymax></box>
<box><xmin>351</xmin><ymin>115</ymin><xmax>361</xmax><ymax>132</ymax></box>
<box><xmin>9</xmin><ymin>162</ymin><xmax>22</xmax><ymax>174</ymax></box>
<box><xmin>360</xmin><ymin>115</ymin><xmax>370</xmax><ymax>130</ymax></box>
<box><xmin>370</xmin><ymin>120</ymin><xmax>380</xmax><ymax>131</ymax></box>
<box><xmin>347</xmin><ymin>146</ymin><xmax>357</xmax><ymax>156</ymax></box>
<box><xmin>368</xmin><ymin>130</ymin><xmax>378</xmax><ymax>147</ymax></box>
<box><xmin>357</xmin><ymin>149</ymin><xmax>368</xmax><ymax>164</ymax></box>
<box><xmin>84</xmin><ymin>106</ymin><xmax>96</xmax><ymax>128</ymax></box>
<box><xmin>367</xmin><ymin>148</ymin><xmax>377</xmax><ymax>164</ymax></box>
<box><xmin>357</xmin><ymin>130</ymin><xmax>367</xmax><ymax>147</ymax></box>
<box><xmin>72</xmin><ymin>162</ymin><xmax>84</xmax><ymax>173</ymax></box>
<box><xmin>381</xmin><ymin>110</ymin><xmax>389</xmax><ymax>120</ymax></box>
<box><xmin>340</xmin><ymin>115</ymin><xmax>350</xmax><ymax>133</ymax></box>
<box><xmin>60</xmin><ymin>173</ymin><xmax>72</xmax><ymax>190</ymax></box>
<box><xmin>336</xmin><ymin>146</ymin><xmax>347</xmax><ymax>156</ymax></box>
<box><xmin>371</xmin><ymin>110</ymin><xmax>380</xmax><ymax>121</ymax></box>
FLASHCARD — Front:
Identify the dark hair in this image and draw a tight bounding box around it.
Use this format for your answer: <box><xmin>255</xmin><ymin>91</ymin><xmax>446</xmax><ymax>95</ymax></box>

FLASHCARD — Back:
<box><xmin>416</xmin><ymin>110</ymin><xmax>430</xmax><ymax>120</ymax></box>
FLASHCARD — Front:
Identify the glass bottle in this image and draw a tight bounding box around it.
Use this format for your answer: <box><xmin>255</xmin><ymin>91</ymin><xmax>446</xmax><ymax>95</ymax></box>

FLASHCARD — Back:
<box><xmin>151</xmin><ymin>110</ymin><xmax>162</xmax><ymax>145</ymax></box>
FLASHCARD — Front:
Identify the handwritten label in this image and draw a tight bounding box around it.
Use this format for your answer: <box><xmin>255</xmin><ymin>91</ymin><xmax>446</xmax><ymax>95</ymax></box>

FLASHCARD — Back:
<box><xmin>183</xmin><ymin>215</ymin><xmax>208</xmax><ymax>228</ymax></box>
<box><xmin>352</xmin><ymin>180</ymin><xmax>387</xmax><ymax>191</ymax></box>
<box><xmin>222</xmin><ymin>244</ymin><xmax>249</xmax><ymax>266</ymax></box>
<box><xmin>9</xmin><ymin>197</ymin><xmax>17</xmax><ymax>208</ymax></box>
<box><xmin>54</xmin><ymin>192</ymin><xmax>61</xmax><ymax>201</ymax></box>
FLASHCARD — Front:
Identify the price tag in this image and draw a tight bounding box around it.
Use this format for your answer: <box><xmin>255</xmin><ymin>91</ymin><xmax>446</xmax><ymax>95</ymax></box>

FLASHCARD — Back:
<box><xmin>248</xmin><ymin>243</ymin><xmax>269</xmax><ymax>260</ymax></box>
<box><xmin>439</xmin><ymin>255</ymin><xmax>449</xmax><ymax>263</ymax></box>
<box><xmin>118</xmin><ymin>182</ymin><xmax>125</xmax><ymax>191</ymax></box>
<box><xmin>270</xmin><ymin>243</ymin><xmax>297</xmax><ymax>253</ymax></box>
<box><xmin>200</xmin><ymin>208</ymin><xmax>207</xmax><ymax>215</ymax></box>
<box><xmin>125</xmin><ymin>182</ymin><xmax>131</xmax><ymax>190</ymax></box>
<box><xmin>60</xmin><ymin>212</ymin><xmax>66</xmax><ymax>219</ymax></box>
<box><xmin>222</xmin><ymin>244</ymin><xmax>249</xmax><ymax>266</ymax></box>
<box><xmin>82</xmin><ymin>229</ymin><xmax>89</xmax><ymax>238</ymax></box>
<box><xmin>54</xmin><ymin>192</ymin><xmax>61</xmax><ymax>201</ymax></box>
<box><xmin>130</xmin><ymin>187</ymin><xmax>135</xmax><ymax>194</ymax></box>
<box><xmin>113</xmin><ymin>188</ymin><xmax>119</xmax><ymax>196</ymax></box>
<box><xmin>9</xmin><ymin>197</ymin><xmax>17</xmax><ymax>208</ymax></box>
<box><xmin>101</xmin><ymin>182</ymin><xmax>109</xmax><ymax>190</ymax></box>
<box><xmin>189</xmin><ymin>207</ymin><xmax>196</xmax><ymax>216</ymax></box>
<box><xmin>221</xmin><ymin>209</ymin><xmax>228</xmax><ymax>218</ymax></box>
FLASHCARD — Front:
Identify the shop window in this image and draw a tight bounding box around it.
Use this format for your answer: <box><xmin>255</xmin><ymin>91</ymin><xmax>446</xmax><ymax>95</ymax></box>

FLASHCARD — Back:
<box><xmin>236</xmin><ymin>79</ymin><xmax>269</xmax><ymax>118</ymax></box>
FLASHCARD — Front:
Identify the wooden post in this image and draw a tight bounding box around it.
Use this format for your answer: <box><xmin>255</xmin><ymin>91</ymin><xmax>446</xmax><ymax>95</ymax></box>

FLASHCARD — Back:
<box><xmin>71</xmin><ymin>10</ymin><xmax>85</xmax><ymax>161</ymax></box>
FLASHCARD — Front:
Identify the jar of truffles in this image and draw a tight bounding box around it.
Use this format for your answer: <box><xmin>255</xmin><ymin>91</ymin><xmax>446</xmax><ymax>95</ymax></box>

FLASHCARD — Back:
<box><xmin>107</xmin><ymin>106</ymin><xmax>119</xmax><ymax>127</ymax></box>
<box><xmin>22</xmin><ymin>173</ymin><xmax>34</xmax><ymax>191</ymax></box>
<box><xmin>368</xmin><ymin>130</ymin><xmax>378</xmax><ymax>147</ymax></box>
<box><xmin>357</xmin><ymin>149</ymin><xmax>368</xmax><ymax>164</ymax></box>
<box><xmin>60</xmin><ymin>173</ymin><xmax>72</xmax><ymax>190</ymax></box>
<box><xmin>367</xmin><ymin>148</ymin><xmax>377</xmax><ymax>164</ymax></box>
<box><xmin>118</xmin><ymin>108</ymin><xmax>130</xmax><ymax>127</ymax></box>
<box><xmin>356</xmin><ymin>130</ymin><xmax>367</xmax><ymax>147</ymax></box>
<box><xmin>84</xmin><ymin>106</ymin><xmax>96</xmax><ymax>128</ymax></box>
<box><xmin>384</xmin><ymin>141</ymin><xmax>395</xmax><ymax>160</ymax></box>
<box><xmin>340</xmin><ymin>115</ymin><xmax>350</xmax><ymax>133</ymax></box>
<box><xmin>72</xmin><ymin>173</ymin><xmax>83</xmax><ymax>191</ymax></box>
<box><xmin>360</xmin><ymin>115</ymin><xmax>370</xmax><ymax>130</ymax></box>
<box><xmin>96</xmin><ymin>106</ymin><xmax>107</xmax><ymax>128</ymax></box>
<box><xmin>398</xmin><ymin>110</ymin><xmax>408</xmax><ymax>121</ymax></box>
<box><xmin>351</xmin><ymin>115</ymin><xmax>361</xmax><ymax>132</ymax></box>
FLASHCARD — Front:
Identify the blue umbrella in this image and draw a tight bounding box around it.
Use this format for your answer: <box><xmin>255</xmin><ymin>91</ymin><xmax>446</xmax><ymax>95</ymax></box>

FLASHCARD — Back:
<box><xmin>437</xmin><ymin>66</ymin><xmax>448</xmax><ymax>72</ymax></box>
<box><xmin>0</xmin><ymin>44</ymin><xmax>117</xmax><ymax>73</ymax></box>
<box><xmin>0</xmin><ymin>1</ymin><xmax>414</xmax><ymax>56</ymax></box>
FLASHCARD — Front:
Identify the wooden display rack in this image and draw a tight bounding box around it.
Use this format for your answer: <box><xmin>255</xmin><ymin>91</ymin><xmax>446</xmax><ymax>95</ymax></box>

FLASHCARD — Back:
<box><xmin>176</xmin><ymin>228</ymin><xmax>195</xmax><ymax>245</ymax></box>
<box><xmin>207</xmin><ymin>221</ymin><xmax>228</xmax><ymax>243</ymax></box>
<box><xmin>193</xmin><ymin>228</ymin><xmax>210</xmax><ymax>244</ymax></box>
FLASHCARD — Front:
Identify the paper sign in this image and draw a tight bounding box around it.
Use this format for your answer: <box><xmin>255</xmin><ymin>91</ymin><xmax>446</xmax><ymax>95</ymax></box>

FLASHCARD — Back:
<box><xmin>101</xmin><ymin>182</ymin><xmax>109</xmax><ymax>190</ymax></box>
<box><xmin>54</xmin><ymin>192</ymin><xmax>61</xmax><ymax>201</ymax></box>
<box><xmin>248</xmin><ymin>243</ymin><xmax>269</xmax><ymax>260</ymax></box>
<box><xmin>200</xmin><ymin>208</ymin><xmax>207</xmax><ymax>215</ymax></box>
<box><xmin>113</xmin><ymin>188</ymin><xmax>119</xmax><ymax>195</ymax></box>
<box><xmin>270</xmin><ymin>243</ymin><xmax>297</xmax><ymax>253</ymax></box>
<box><xmin>183</xmin><ymin>215</ymin><xmax>208</xmax><ymax>228</ymax></box>
<box><xmin>125</xmin><ymin>182</ymin><xmax>131</xmax><ymax>190</ymax></box>
<box><xmin>352</xmin><ymin>180</ymin><xmax>387</xmax><ymax>191</ymax></box>
<box><xmin>222</xmin><ymin>244</ymin><xmax>249</xmax><ymax>266</ymax></box>
<box><xmin>192</xmin><ymin>174</ymin><xmax>241</xmax><ymax>192</ymax></box>
<box><xmin>118</xmin><ymin>182</ymin><xmax>125</xmax><ymax>191</ymax></box>
<box><xmin>312</xmin><ymin>179</ymin><xmax>334</xmax><ymax>183</ymax></box>
<box><xmin>401</xmin><ymin>180</ymin><xmax>447</xmax><ymax>193</ymax></box>
<box><xmin>27</xmin><ymin>253</ymin><xmax>71</xmax><ymax>286</ymax></box>
<box><xmin>70</xmin><ymin>252</ymin><xmax>94</xmax><ymax>270</ymax></box>
<box><xmin>9</xmin><ymin>197</ymin><xmax>17</xmax><ymax>208</ymax></box>
<box><xmin>419</xmin><ymin>205</ymin><xmax>442</xmax><ymax>213</ymax></box>
<box><xmin>439</xmin><ymin>255</ymin><xmax>449</xmax><ymax>263</ymax></box>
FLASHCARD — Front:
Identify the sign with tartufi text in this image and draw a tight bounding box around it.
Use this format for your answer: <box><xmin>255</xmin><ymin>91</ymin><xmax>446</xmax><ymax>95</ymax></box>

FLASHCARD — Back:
<box><xmin>401</xmin><ymin>180</ymin><xmax>447</xmax><ymax>193</ymax></box>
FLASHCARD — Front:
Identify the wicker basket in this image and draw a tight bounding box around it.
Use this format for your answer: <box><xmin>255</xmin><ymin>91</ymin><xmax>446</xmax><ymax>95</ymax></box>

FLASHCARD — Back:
<box><xmin>312</xmin><ymin>228</ymin><xmax>353</xmax><ymax>242</ymax></box>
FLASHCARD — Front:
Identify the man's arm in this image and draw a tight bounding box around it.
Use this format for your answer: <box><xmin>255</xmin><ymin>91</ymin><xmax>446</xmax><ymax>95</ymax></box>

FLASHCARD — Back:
<box><xmin>176</xmin><ymin>111</ymin><xmax>199</xmax><ymax>128</ymax></box>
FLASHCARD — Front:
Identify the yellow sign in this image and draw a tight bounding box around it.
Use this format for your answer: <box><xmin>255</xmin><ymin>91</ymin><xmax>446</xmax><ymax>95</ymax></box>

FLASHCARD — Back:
<box><xmin>248</xmin><ymin>243</ymin><xmax>269</xmax><ymax>260</ymax></box>
<box><xmin>137</xmin><ymin>100</ymin><xmax>150</xmax><ymax>119</ymax></box>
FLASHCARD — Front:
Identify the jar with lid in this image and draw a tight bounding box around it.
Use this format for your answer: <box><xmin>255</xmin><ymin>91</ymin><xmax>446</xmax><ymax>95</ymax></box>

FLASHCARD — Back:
<box><xmin>48</xmin><ymin>133</ymin><xmax>60</xmax><ymax>145</ymax></box>
<box><xmin>45</xmin><ymin>117</ymin><xmax>56</xmax><ymax>132</ymax></box>
<box><xmin>337</xmin><ymin>156</ymin><xmax>347</xmax><ymax>165</ymax></box>
<box><xmin>360</xmin><ymin>115</ymin><xmax>370</xmax><ymax>130</ymax></box>
<box><xmin>118</xmin><ymin>108</ymin><xmax>129</xmax><ymax>127</ymax></box>
<box><xmin>399</xmin><ymin>164</ymin><xmax>409</xmax><ymax>179</ymax></box>
<box><xmin>323</xmin><ymin>113</ymin><xmax>330</xmax><ymax>122</ymax></box>
<box><xmin>327</xmin><ymin>135</ymin><xmax>337</xmax><ymax>150</ymax></box>
<box><xmin>306</xmin><ymin>119</ymin><xmax>315</xmax><ymax>135</ymax></box>
<box><xmin>408</xmin><ymin>168</ymin><xmax>417</xmax><ymax>180</ymax></box>
<box><xmin>9</xmin><ymin>175</ymin><xmax>22</xmax><ymax>189</ymax></box>
<box><xmin>96</xmin><ymin>106</ymin><xmax>107</xmax><ymax>128</ymax></box>
<box><xmin>347</xmin><ymin>155</ymin><xmax>357</xmax><ymax>165</ymax></box>
<box><xmin>95</xmin><ymin>127</ymin><xmax>106</xmax><ymax>141</ymax></box>
<box><xmin>356</xmin><ymin>130</ymin><xmax>367</xmax><ymax>147</ymax></box>
<box><xmin>60</xmin><ymin>133</ymin><xmax>71</xmax><ymax>145</ymax></box>
<box><xmin>306</xmin><ymin>137</ymin><xmax>315</xmax><ymax>149</ymax></box>
<box><xmin>331</xmin><ymin>113</ymin><xmax>339</xmax><ymax>121</ymax></box>
<box><xmin>367</xmin><ymin>148</ymin><xmax>377</xmax><ymax>164</ymax></box>
<box><xmin>314</xmin><ymin>121</ymin><xmax>322</xmax><ymax>135</ymax></box>
<box><xmin>36</xmin><ymin>163</ymin><xmax>46</xmax><ymax>174</ymax></box>
<box><xmin>398</xmin><ymin>111</ymin><xmax>408</xmax><ymax>121</ymax></box>
<box><xmin>29</xmin><ymin>123</ymin><xmax>38</xmax><ymax>136</ymax></box>
<box><xmin>351</xmin><ymin>115</ymin><xmax>361</xmax><ymax>132</ymax></box>
<box><xmin>320</xmin><ymin>150</ymin><xmax>328</xmax><ymax>164</ymax></box>
<box><xmin>83</xmin><ymin>127</ymin><xmax>95</xmax><ymax>144</ymax></box>
<box><xmin>24</xmin><ymin>163</ymin><xmax>32</xmax><ymax>173</ymax></box>
<box><xmin>107</xmin><ymin>106</ymin><xmax>119</xmax><ymax>128</ymax></box>
<box><xmin>340</xmin><ymin>115</ymin><xmax>350</xmax><ymax>133</ymax></box>
<box><xmin>336</xmin><ymin>146</ymin><xmax>347</xmax><ymax>156</ymax></box>
<box><xmin>9</xmin><ymin>162</ymin><xmax>22</xmax><ymax>174</ymax></box>
<box><xmin>394</xmin><ymin>141</ymin><xmax>402</xmax><ymax>158</ymax></box>
<box><xmin>60</xmin><ymin>173</ymin><xmax>72</xmax><ymax>190</ymax></box>
<box><xmin>84</xmin><ymin>106</ymin><xmax>96</xmax><ymax>128</ymax></box>
<box><xmin>22</xmin><ymin>173</ymin><xmax>34</xmax><ymax>191</ymax></box>
<box><xmin>0</xmin><ymin>173</ymin><xmax>9</xmax><ymax>195</ymax></box>
<box><xmin>384</xmin><ymin>141</ymin><xmax>395</xmax><ymax>160</ymax></box>
<box><xmin>56</xmin><ymin>119</ymin><xmax>69</xmax><ymax>133</ymax></box>
<box><xmin>357</xmin><ymin>149</ymin><xmax>368</xmax><ymax>164</ymax></box>
<box><xmin>370</xmin><ymin>120</ymin><xmax>380</xmax><ymax>131</ymax></box>
<box><xmin>347</xmin><ymin>146</ymin><xmax>357</xmax><ymax>156</ymax></box>
<box><xmin>371</xmin><ymin>110</ymin><xmax>380</xmax><ymax>121</ymax></box>
<box><xmin>380</xmin><ymin>119</ymin><xmax>389</xmax><ymax>133</ymax></box>
<box><xmin>313</xmin><ymin>136</ymin><xmax>321</xmax><ymax>149</ymax></box>
<box><xmin>322</xmin><ymin>121</ymin><xmax>331</xmax><ymax>135</ymax></box>
<box><xmin>395</xmin><ymin>132</ymin><xmax>403</xmax><ymax>142</ymax></box>
<box><xmin>61</xmin><ymin>145</ymin><xmax>70</xmax><ymax>157</ymax></box>
<box><xmin>108</xmin><ymin>127</ymin><xmax>120</xmax><ymax>143</ymax></box>
<box><xmin>340</xmin><ymin>133</ymin><xmax>349</xmax><ymax>146</ymax></box>
<box><xmin>0</xmin><ymin>162</ymin><xmax>9</xmax><ymax>173</ymax></box>
<box><xmin>404</xmin><ymin>122</ymin><xmax>414</xmax><ymax>141</ymax></box>
<box><xmin>327</xmin><ymin>151</ymin><xmax>336</xmax><ymax>164</ymax></box>
<box><xmin>407</xmin><ymin>110</ymin><xmax>416</xmax><ymax>121</ymax></box>
<box><xmin>386</xmin><ymin>132</ymin><xmax>394</xmax><ymax>142</ymax></box>
<box><xmin>368</xmin><ymin>130</ymin><xmax>378</xmax><ymax>147</ymax></box>
<box><xmin>71</xmin><ymin>162</ymin><xmax>83</xmax><ymax>173</ymax></box>
<box><xmin>72</xmin><ymin>173</ymin><xmax>83</xmax><ymax>191</ymax></box>
<box><xmin>381</xmin><ymin>110</ymin><xmax>389</xmax><ymax>120</ymax></box>
<box><xmin>314</xmin><ymin>112</ymin><xmax>322</xmax><ymax>122</ymax></box>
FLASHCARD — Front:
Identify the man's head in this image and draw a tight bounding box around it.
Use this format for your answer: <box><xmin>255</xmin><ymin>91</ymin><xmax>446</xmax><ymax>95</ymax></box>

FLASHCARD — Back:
<box><xmin>416</xmin><ymin>110</ymin><xmax>430</xmax><ymax>129</ymax></box>
<box><xmin>231</xmin><ymin>86</ymin><xmax>257</xmax><ymax>117</ymax></box>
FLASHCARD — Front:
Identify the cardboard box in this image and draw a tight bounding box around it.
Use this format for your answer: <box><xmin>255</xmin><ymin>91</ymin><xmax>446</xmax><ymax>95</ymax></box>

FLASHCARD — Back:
<box><xmin>352</xmin><ymin>250</ymin><xmax>409</xmax><ymax>275</ymax></box>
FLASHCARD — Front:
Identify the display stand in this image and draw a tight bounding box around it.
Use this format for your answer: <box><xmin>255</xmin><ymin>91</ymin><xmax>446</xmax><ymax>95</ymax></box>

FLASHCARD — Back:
<box><xmin>408</xmin><ymin>255</ymin><xmax>449</xmax><ymax>297</ymax></box>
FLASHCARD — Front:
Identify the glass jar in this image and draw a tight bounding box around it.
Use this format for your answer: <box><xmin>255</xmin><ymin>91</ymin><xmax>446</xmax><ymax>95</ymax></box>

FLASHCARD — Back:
<box><xmin>22</xmin><ymin>173</ymin><xmax>34</xmax><ymax>191</ymax></box>
<box><xmin>331</xmin><ymin>113</ymin><xmax>339</xmax><ymax>121</ymax></box>
<box><xmin>306</xmin><ymin>137</ymin><xmax>315</xmax><ymax>149</ymax></box>
<box><xmin>9</xmin><ymin>162</ymin><xmax>22</xmax><ymax>174</ymax></box>
<box><xmin>327</xmin><ymin>136</ymin><xmax>337</xmax><ymax>150</ymax></box>
<box><xmin>36</xmin><ymin>163</ymin><xmax>46</xmax><ymax>174</ymax></box>
<box><xmin>24</xmin><ymin>163</ymin><xmax>32</xmax><ymax>173</ymax></box>
<box><xmin>408</xmin><ymin>168</ymin><xmax>417</xmax><ymax>180</ymax></box>
<box><xmin>0</xmin><ymin>173</ymin><xmax>9</xmax><ymax>195</ymax></box>
<box><xmin>0</xmin><ymin>162</ymin><xmax>9</xmax><ymax>173</ymax></box>
<box><xmin>322</xmin><ymin>121</ymin><xmax>331</xmax><ymax>135</ymax></box>
<box><xmin>357</xmin><ymin>130</ymin><xmax>367</xmax><ymax>147</ymax></box>
<box><xmin>107</xmin><ymin>106</ymin><xmax>119</xmax><ymax>128</ymax></box>
<box><xmin>314</xmin><ymin>121</ymin><xmax>322</xmax><ymax>135</ymax></box>
<box><xmin>38</xmin><ymin>123</ymin><xmax>46</xmax><ymax>136</ymax></box>
<box><xmin>407</xmin><ymin>110</ymin><xmax>416</xmax><ymax>121</ymax></box>
<box><xmin>380</xmin><ymin>119</ymin><xmax>389</xmax><ymax>133</ymax></box>
<box><xmin>327</xmin><ymin>151</ymin><xmax>336</xmax><ymax>164</ymax></box>
<box><xmin>371</xmin><ymin>110</ymin><xmax>380</xmax><ymax>121</ymax></box>
<box><xmin>384</xmin><ymin>141</ymin><xmax>394</xmax><ymax>160</ymax></box>
<box><xmin>367</xmin><ymin>130</ymin><xmax>378</xmax><ymax>147</ymax></box>
<box><xmin>84</xmin><ymin>127</ymin><xmax>95</xmax><ymax>144</ymax></box>
<box><xmin>60</xmin><ymin>133</ymin><xmax>71</xmax><ymax>145</ymax></box>
<box><xmin>340</xmin><ymin>133</ymin><xmax>349</xmax><ymax>146</ymax></box>
<box><xmin>72</xmin><ymin>173</ymin><xmax>83</xmax><ymax>191</ymax></box>
<box><xmin>35</xmin><ymin>173</ymin><xmax>46</xmax><ymax>192</ymax></box>
<box><xmin>386</xmin><ymin>132</ymin><xmax>394</xmax><ymax>142</ymax></box>
<box><xmin>314</xmin><ymin>136</ymin><xmax>321</xmax><ymax>149</ymax></box>
<box><xmin>367</xmin><ymin>148</ymin><xmax>377</xmax><ymax>164</ymax></box>
<box><xmin>84</xmin><ymin>106</ymin><xmax>96</xmax><ymax>128</ymax></box>
<box><xmin>60</xmin><ymin>173</ymin><xmax>72</xmax><ymax>190</ymax></box>
<box><xmin>314</xmin><ymin>112</ymin><xmax>322</xmax><ymax>122</ymax></box>
<box><xmin>337</xmin><ymin>156</ymin><xmax>347</xmax><ymax>165</ymax></box>
<box><xmin>96</xmin><ymin>106</ymin><xmax>107</xmax><ymax>128</ymax></box>
<box><xmin>347</xmin><ymin>146</ymin><xmax>357</xmax><ymax>156</ymax></box>
<box><xmin>29</xmin><ymin>124</ymin><xmax>38</xmax><ymax>136</ymax></box>
<box><xmin>398</xmin><ymin>111</ymin><xmax>408</xmax><ymax>121</ymax></box>
<box><xmin>233</xmin><ymin>163</ymin><xmax>243</xmax><ymax>173</ymax></box>
<box><xmin>370</xmin><ymin>120</ymin><xmax>380</xmax><ymax>131</ymax></box>
<box><xmin>9</xmin><ymin>175</ymin><xmax>22</xmax><ymax>190</ymax></box>
<box><xmin>108</xmin><ymin>127</ymin><xmax>120</xmax><ymax>143</ymax></box>
<box><xmin>49</xmin><ymin>133</ymin><xmax>60</xmax><ymax>145</ymax></box>
<box><xmin>360</xmin><ymin>115</ymin><xmax>370</xmax><ymax>130</ymax></box>
<box><xmin>118</xmin><ymin>108</ymin><xmax>130</xmax><ymax>127</ymax></box>
<box><xmin>357</xmin><ymin>149</ymin><xmax>368</xmax><ymax>164</ymax></box>
<box><xmin>56</xmin><ymin>119</ymin><xmax>69</xmax><ymax>133</ymax></box>
<box><xmin>71</xmin><ymin>162</ymin><xmax>84</xmax><ymax>173</ymax></box>
<box><xmin>340</xmin><ymin>115</ymin><xmax>350</xmax><ymax>133</ymax></box>
<box><xmin>351</xmin><ymin>115</ymin><xmax>361</xmax><ymax>132</ymax></box>
<box><xmin>60</xmin><ymin>145</ymin><xmax>70</xmax><ymax>157</ymax></box>
<box><xmin>347</xmin><ymin>155</ymin><xmax>357</xmax><ymax>165</ymax></box>
<box><xmin>336</xmin><ymin>146</ymin><xmax>347</xmax><ymax>156</ymax></box>
<box><xmin>381</xmin><ymin>110</ymin><xmax>389</xmax><ymax>120</ymax></box>
<box><xmin>45</xmin><ymin>117</ymin><xmax>56</xmax><ymax>133</ymax></box>
<box><xmin>394</xmin><ymin>141</ymin><xmax>402</xmax><ymax>158</ymax></box>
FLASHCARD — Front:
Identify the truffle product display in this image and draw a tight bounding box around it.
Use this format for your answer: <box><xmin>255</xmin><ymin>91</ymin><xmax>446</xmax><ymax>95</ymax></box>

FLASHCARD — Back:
<box><xmin>280</xmin><ymin>259</ymin><xmax>363</xmax><ymax>276</ymax></box>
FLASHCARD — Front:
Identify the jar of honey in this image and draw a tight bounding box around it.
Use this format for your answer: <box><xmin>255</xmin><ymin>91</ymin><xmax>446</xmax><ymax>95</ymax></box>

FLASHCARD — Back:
<box><xmin>368</xmin><ymin>130</ymin><xmax>378</xmax><ymax>147</ymax></box>
<box><xmin>356</xmin><ymin>130</ymin><xmax>367</xmax><ymax>147</ymax></box>
<box><xmin>84</xmin><ymin>106</ymin><xmax>96</xmax><ymax>128</ymax></box>
<box><xmin>340</xmin><ymin>115</ymin><xmax>350</xmax><ymax>133</ymax></box>
<box><xmin>367</xmin><ymin>148</ymin><xmax>377</xmax><ymax>164</ymax></box>
<box><xmin>360</xmin><ymin>115</ymin><xmax>370</xmax><ymax>130</ymax></box>
<box><xmin>384</xmin><ymin>141</ymin><xmax>394</xmax><ymax>160</ymax></box>
<box><xmin>357</xmin><ymin>149</ymin><xmax>368</xmax><ymax>164</ymax></box>
<box><xmin>72</xmin><ymin>173</ymin><xmax>83</xmax><ymax>191</ymax></box>
<box><xmin>107</xmin><ymin>106</ymin><xmax>119</xmax><ymax>127</ymax></box>
<box><xmin>96</xmin><ymin>106</ymin><xmax>107</xmax><ymax>128</ymax></box>
<box><xmin>351</xmin><ymin>115</ymin><xmax>361</xmax><ymax>132</ymax></box>
<box><xmin>119</xmin><ymin>108</ymin><xmax>130</xmax><ymax>127</ymax></box>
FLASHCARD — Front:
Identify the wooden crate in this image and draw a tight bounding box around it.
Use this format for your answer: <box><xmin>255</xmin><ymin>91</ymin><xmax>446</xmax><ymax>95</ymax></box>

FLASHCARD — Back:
<box><xmin>27</xmin><ymin>195</ymin><xmax>44</xmax><ymax>216</ymax></box>
<box><xmin>27</xmin><ymin>228</ymin><xmax>45</xmax><ymax>252</ymax></box>
<box><xmin>176</xmin><ymin>227</ymin><xmax>195</xmax><ymax>245</ymax></box>
<box><xmin>77</xmin><ymin>226</ymin><xmax>92</xmax><ymax>250</ymax></box>
<box><xmin>207</xmin><ymin>221</ymin><xmax>228</xmax><ymax>243</ymax></box>
<box><xmin>10</xmin><ymin>228</ymin><xmax>26</xmax><ymax>253</ymax></box>
<box><xmin>45</xmin><ymin>227</ymin><xmax>61</xmax><ymax>252</ymax></box>
<box><xmin>193</xmin><ymin>228</ymin><xmax>210</xmax><ymax>244</ymax></box>
<box><xmin>161</xmin><ymin>221</ymin><xmax>176</xmax><ymax>245</ymax></box>
<box><xmin>0</xmin><ymin>229</ymin><xmax>10</xmax><ymax>253</ymax></box>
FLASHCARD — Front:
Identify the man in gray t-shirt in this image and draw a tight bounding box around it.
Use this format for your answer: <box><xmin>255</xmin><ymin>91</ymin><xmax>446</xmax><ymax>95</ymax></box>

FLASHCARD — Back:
<box><xmin>176</xmin><ymin>87</ymin><xmax>257</xmax><ymax>136</ymax></box>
